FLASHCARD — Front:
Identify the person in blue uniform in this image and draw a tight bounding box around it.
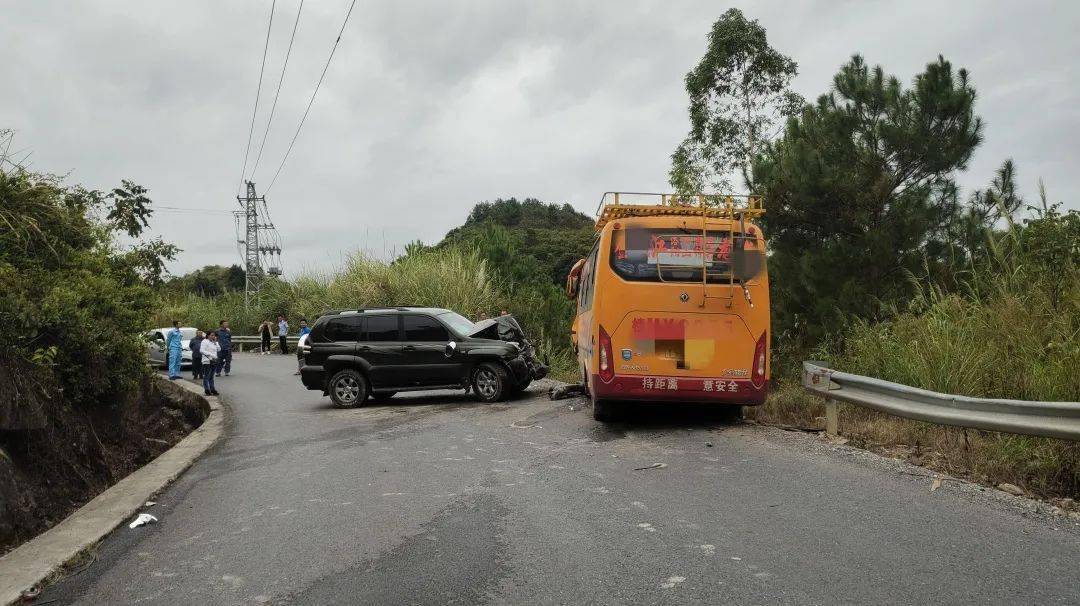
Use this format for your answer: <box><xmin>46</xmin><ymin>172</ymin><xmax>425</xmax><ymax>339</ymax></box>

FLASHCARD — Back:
<box><xmin>166</xmin><ymin>320</ymin><xmax>183</xmax><ymax>380</ymax></box>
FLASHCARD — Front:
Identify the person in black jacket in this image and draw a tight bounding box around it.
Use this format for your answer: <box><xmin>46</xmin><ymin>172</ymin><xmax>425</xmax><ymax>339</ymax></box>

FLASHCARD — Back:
<box><xmin>259</xmin><ymin>320</ymin><xmax>273</xmax><ymax>355</ymax></box>
<box><xmin>190</xmin><ymin>330</ymin><xmax>205</xmax><ymax>380</ymax></box>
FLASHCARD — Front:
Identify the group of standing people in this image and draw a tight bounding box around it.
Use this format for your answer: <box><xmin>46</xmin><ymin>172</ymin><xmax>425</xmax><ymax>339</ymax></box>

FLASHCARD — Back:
<box><xmin>258</xmin><ymin>315</ymin><xmax>294</xmax><ymax>355</ymax></box>
<box><xmin>167</xmin><ymin>315</ymin><xmax>308</xmax><ymax>395</ymax></box>
<box><xmin>166</xmin><ymin>320</ymin><xmax>233</xmax><ymax>396</ymax></box>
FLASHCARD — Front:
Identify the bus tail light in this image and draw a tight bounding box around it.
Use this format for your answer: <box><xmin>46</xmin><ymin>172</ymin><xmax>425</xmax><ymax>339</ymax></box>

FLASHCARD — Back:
<box><xmin>598</xmin><ymin>325</ymin><xmax>614</xmax><ymax>383</ymax></box>
<box><xmin>751</xmin><ymin>331</ymin><xmax>767</xmax><ymax>388</ymax></box>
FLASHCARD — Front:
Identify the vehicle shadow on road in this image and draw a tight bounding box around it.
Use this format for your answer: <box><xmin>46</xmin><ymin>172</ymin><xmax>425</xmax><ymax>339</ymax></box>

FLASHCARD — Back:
<box><xmin>309</xmin><ymin>388</ymin><xmax>539</xmax><ymax>411</ymax></box>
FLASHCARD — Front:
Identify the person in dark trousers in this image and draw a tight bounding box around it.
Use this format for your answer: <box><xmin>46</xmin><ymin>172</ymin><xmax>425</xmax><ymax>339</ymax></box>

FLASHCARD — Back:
<box><xmin>259</xmin><ymin>319</ymin><xmax>273</xmax><ymax>355</ymax></box>
<box><xmin>200</xmin><ymin>330</ymin><xmax>221</xmax><ymax>396</ymax></box>
<box><xmin>190</xmin><ymin>330</ymin><xmax>205</xmax><ymax>380</ymax></box>
<box><xmin>216</xmin><ymin>320</ymin><xmax>233</xmax><ymax>376</ymax></box>
<box><xmin>277</xmin><ymin>315</ymin><xmax>289</xmax><ymax>354</ymax></box>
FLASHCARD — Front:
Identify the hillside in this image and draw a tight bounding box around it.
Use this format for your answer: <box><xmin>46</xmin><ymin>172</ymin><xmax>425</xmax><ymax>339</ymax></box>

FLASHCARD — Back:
<box><xmin>439</xmin><ymin>198</ymin><xmax>596</xmax><ymax>287</ymax></box>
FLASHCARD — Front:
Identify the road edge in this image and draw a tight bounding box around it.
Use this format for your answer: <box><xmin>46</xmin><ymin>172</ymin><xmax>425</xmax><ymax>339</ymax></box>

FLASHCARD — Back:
<box><xmin>0</xmin><ymin>378</ymin><xmax>226</xmax><ymax>605</ymax></box>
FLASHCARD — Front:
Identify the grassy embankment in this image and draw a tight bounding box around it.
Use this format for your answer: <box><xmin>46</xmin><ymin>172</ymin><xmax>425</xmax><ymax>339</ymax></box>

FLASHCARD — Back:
<box><xmin>750</xmin><ymin>221</ymin><xmax>1080</xmax><ymax>500</ymax></box>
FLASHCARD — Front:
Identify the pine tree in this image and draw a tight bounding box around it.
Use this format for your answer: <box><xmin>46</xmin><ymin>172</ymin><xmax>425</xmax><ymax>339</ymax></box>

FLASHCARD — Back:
<box><xmin>754</xmin><ymin>55</ymin><xmax>984</xmax><ymax>344</ymax></box>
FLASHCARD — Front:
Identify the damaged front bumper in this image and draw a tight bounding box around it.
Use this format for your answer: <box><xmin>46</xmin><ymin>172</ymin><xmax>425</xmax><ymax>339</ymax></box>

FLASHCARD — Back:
<box><xmin>508</xmin><ymin>354</ymin><xmax>548</xmax><ymax>385</ymax></box>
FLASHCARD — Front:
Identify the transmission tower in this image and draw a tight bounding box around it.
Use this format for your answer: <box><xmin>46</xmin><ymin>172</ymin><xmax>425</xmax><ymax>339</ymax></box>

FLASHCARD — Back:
<box><xmin>235</xmin><ymin>181</ymin><xmax>282</xmax><ymax>308</ymax></box>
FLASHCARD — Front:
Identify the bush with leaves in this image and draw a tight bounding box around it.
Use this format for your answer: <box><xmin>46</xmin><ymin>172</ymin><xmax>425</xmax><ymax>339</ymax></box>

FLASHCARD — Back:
<box><xmin>0</xmin><ymin>169</ymin><xmax>176</xmax><ymax>409</ymax></box>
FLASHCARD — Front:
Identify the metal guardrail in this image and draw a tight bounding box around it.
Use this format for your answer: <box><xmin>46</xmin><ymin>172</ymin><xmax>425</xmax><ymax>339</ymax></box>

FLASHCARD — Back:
<box><xmin>802</xmin><ymin>361</ymin><xmax>1080</xmax><ymax>441</ymax></box>
<box><xmin>231</xmin><ymin>335</ymin><xmax>299</xmax><ymax>352</ymax></box>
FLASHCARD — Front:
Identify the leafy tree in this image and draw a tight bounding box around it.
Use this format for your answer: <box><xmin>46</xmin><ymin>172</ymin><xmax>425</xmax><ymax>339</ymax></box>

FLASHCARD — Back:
<box><xmin>0</xmin><ymin>168</ymin><xmax>176</xmax><ymax>408</ymax></box>
<box><xmin>106</xmin><ymin>180</ymin><xmax>154</xmax><ymax>237</ymax></box>
<box><xmin>670</xmin><ymin>8</ymin><xmax>803</xmax><ymax>194</ymax></box>
<box><xmin>754</xmin><ymin>55</ymin><xmax>984</xmax><ymax>344</ymax></box>
<box><xmin>166</xmin><ymin>264</ymin><xmax>246</xmax><ymax>296</ymax></box>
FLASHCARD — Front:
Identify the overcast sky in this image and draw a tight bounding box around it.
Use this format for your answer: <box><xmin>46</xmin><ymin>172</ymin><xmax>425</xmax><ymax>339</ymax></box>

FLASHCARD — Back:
<box><xmin>3</xmin><ymin>1</ymin><xmax>1078</xmax><ymax>275</ymax></box>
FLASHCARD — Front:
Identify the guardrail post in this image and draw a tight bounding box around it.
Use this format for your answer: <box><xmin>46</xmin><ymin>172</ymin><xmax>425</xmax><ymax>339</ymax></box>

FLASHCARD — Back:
<box><xmin>825</xmin><ymin>400</ymin><xmax>839</xmax><ymax>436</ymax></box>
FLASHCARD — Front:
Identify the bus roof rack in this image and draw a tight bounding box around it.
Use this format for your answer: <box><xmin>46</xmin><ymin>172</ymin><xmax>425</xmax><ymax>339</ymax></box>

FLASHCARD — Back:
<box><xmin>594</xmin><ymin>192</ymin><xmax>764</xmax><ymax>230</ymax></box>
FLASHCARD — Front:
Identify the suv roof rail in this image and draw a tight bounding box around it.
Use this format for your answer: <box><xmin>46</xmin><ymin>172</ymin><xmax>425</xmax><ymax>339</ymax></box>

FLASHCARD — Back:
<box><xmin>320</xmin><ymin>306</ymin><xmax>429</xmax><ymax>315</ymax></box>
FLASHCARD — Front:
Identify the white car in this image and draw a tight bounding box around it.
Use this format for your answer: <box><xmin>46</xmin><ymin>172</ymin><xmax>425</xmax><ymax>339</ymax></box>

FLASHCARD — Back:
<box><xmin>144</xmin><ymin>327</ymin><xmax>197</xmax><ymax>369</ymax></box>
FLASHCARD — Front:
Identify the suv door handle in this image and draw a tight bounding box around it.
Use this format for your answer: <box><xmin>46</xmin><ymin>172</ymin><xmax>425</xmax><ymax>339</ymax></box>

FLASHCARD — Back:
<box><xmin>402</xmin><ymin>345</ymin><xmax>416</xmax><ymax>351</ymax></box>
<box><xmin>357</xmin><ymin>345</ymin><xmax>371</xmax><ymax>352</ymax></box>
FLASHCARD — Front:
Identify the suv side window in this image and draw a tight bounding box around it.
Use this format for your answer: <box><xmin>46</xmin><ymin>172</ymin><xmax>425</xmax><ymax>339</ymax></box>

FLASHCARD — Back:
<box><xmin>365</xmin><ymin>314</ymin><xmax>400</xmax><ymax>342</ymax></box>
<box><xmin>322</xmin><ymin>316</ymin><xmax>363</xmax><ymax>342</ymax></box>
<box><xmin>403</xmin><ymin>315</ymin><xmax>449</xmax><ymax>342</ymax></box>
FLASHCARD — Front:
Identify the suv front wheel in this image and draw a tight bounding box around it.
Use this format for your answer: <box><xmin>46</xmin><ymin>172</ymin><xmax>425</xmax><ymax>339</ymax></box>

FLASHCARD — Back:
<box><xmin>329</xmin><ymin>369</ymin><xmax>368</xmax><ymax>408</ymax></box>
<box><xmin>472</xmin><ymin>362</ymin><xmax>508</xmax><ymax>403</ymax></box>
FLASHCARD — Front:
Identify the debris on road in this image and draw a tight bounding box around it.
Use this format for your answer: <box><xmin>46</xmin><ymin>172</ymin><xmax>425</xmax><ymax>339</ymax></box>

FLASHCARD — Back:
<box><xmin>549</xmin><ymin>383</ymin><xmax>586</xmax><ymax>400</ymax></box>
<box><xmin>144</xmin><ymin>501</ymin><xmax>156</xmax><ymax>507</ymax></box>
<box><xmin>705</xmin><ymin>442</ymin><xmax>713</xmax><ymax>447</ymax></box>
<box><xmin>128</xmin><ymin>513</ymin><xmax>158</xmax><ymax>529</ymax></box>
<box><xmin>634</xmin><ymin>463</ymin><xmax>667</xmax><ymax>471</ymax></box>
<box><xmin>930</xmin><ymin>478</ymin><xmax>943</xmax><ymax>492</ymax></box>
<box><xmin>998</xmin><ymin>483</ymin><xmax>1024</xmax><ymax>496</ymax></box>
<box><xmin>20</xmin><ymin>584</ymin><xmax>42</xmax><ymax>600</ymax></box>
<box><xmin>660</xmin><ymin>575</ymin><xmax>686</xmax><ymax>589</ymax></box>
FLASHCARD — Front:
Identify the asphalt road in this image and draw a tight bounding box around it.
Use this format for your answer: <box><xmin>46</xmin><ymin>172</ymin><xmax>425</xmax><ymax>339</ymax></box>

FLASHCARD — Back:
<box><xmin>42</xmin><ymin>355</ymin><xmax>1080</xmax><ymax>605</ymax></box>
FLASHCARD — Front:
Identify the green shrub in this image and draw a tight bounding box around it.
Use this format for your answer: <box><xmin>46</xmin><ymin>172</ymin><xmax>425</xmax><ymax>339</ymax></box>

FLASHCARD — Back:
<box><xmin>0</xmin><ymin>170</ymin><xmax>175</xmax><ymax>408</ymax></box>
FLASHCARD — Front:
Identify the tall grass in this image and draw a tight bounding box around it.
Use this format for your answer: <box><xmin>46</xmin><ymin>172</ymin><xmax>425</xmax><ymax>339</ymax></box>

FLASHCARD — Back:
<box><xmin>841</xmin><ymin>286</ymin><xmax>1079</xmax><ymax>402</ymax></box>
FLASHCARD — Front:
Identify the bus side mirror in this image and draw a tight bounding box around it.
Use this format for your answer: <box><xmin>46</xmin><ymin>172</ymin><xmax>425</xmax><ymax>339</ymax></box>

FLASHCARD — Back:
<box><xmin>566</xmin><ymin>276</ymin><xmax>579</xmax><ymax>299</ymax></box>
<box><xmin>566</xmin><ymin>258</ymin><xmax>585</xmax><ymax>299</ymax></box>
<box><xmin>731</xmin><ymin>239</ymin><xmax>765</xmax><ymax>282</ymax></box>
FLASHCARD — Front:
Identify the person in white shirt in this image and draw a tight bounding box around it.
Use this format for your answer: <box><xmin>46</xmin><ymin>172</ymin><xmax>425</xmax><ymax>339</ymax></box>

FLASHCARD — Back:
<box><xmin>200</xmin><ymin>331</ymin><xmax>221</xmax><ymax>396</ymax></box>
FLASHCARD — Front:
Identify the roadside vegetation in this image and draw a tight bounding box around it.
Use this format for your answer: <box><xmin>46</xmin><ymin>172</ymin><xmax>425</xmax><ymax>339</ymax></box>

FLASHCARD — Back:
<box><xmin>749</xmin><ymin>203</ymin><xmax>1080</xmax><ymax>498</ymax></box>
<box><xmin>0</xmin><ymin>152</ymin><xmax>202</xmax><ymax>553</ymax></box>
<box><xmin>673</xmin><ymin>11</ymin><xmax>1080</xmax><ymax>498</ymax></box>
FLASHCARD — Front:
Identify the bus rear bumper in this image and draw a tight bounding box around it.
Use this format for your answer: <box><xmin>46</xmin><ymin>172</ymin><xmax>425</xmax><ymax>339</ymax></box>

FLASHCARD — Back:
<box><xmin>590</xmin><ymin>375</ymin><xmax>767</xmax><ymax>405</ymax></box>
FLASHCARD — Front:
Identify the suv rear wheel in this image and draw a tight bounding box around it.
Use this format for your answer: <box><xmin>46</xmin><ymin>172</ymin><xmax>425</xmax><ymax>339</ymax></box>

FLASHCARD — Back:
<box><xmin>472</xmin><ymin>363</ymin><xmax>508</xmax><ymax>403</ymax></box>
<box><xmin>329</xmin><ymin>369</ymin><xmax>368</xmax><ymax>408</ymax></box>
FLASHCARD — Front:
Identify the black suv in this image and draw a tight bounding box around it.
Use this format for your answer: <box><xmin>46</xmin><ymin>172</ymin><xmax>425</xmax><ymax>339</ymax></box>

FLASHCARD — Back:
<box><xmin>299</xmin><ymin>307</ymin><xmax>548</xmax><ymax>407</ymax></box>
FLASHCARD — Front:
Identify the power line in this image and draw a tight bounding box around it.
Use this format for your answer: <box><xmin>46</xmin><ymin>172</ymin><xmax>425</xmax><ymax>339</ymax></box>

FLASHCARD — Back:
<box><xmin>236</xmin><ymin>0</ymin><xmax>278</xmax><ymax>198</ymax></box>
<box><xmin>155</xmin><ymin>205</ymin><xmax>235</xmax><ymax>214</ymax></box>
<box><xmin>265</xmin><ymin>0</ymin><xmax>358</xmax><ymax>194</ymax></box>
<box><xmin>250</xmin><ymin>0</ymin><xmax>305</xmax><ymax>181</ymax></box>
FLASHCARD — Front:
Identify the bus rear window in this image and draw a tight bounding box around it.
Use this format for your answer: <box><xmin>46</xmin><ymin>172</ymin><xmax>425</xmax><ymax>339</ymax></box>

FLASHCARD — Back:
<box><xmin>609</xmin><ymin>227</ymin><xmax>759</xmax><ymax>283</ymax></box>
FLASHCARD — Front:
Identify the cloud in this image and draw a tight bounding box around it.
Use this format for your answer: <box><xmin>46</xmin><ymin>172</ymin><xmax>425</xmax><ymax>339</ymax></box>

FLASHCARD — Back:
<box><xmin>2</xmin><ymin>0</ymin><xmax>1077</xmax><ymax>275</ymax></box>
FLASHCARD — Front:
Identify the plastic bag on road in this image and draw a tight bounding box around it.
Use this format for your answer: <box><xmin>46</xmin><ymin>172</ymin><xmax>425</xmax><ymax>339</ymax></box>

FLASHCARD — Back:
<box><xmin>129</xmin><ymin>513</ymin><xmax>158</xmax><ymax>529</ymax></box>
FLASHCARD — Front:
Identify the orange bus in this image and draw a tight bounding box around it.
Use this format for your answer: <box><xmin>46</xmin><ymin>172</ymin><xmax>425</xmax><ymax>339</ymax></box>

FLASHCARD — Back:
<box><xmin>566</xmin><ymin>192</ymin><xmax>769</xmax><ymax>421</ymax></box>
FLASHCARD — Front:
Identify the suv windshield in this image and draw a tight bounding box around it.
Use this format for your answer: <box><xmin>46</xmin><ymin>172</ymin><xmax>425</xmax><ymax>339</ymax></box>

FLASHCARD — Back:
<box><xmin>438</xmin><ymin>311</ymin><xmax>475</xmax><ymax>337</ymax></box>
